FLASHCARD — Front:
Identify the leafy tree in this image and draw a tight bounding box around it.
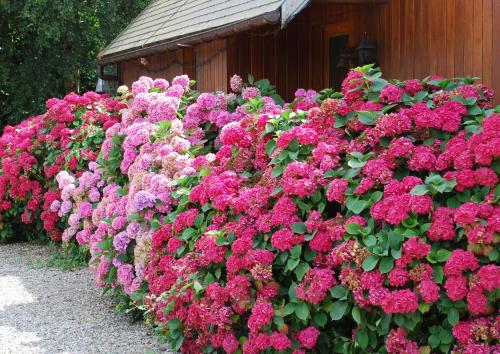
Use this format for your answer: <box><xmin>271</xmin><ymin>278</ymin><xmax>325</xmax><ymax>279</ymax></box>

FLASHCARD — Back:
<box><xmin>0</xmin><ymin>0</ymin><xmax>151</xmax><ymax>129</ymax></box>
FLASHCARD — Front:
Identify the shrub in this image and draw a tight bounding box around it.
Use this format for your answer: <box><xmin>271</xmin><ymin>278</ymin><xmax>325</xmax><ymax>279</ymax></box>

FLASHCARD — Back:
<box><xmin>1</xmin><ymin>67</ymin><xmax>498</xmax><ymax>353</ymax></box>
<box><xmin>53</xmin><ymin>75</ymin><xmax>283</xmax><ymax>314</ymax></box>
<box><xmin>144</xmin><ymin>67</ymin><xmax>499</xmax><ymax>353</ymax></box>
<box><xmin>0</xmin><ymin>92</ymin><xmax>124</xmax><ymax>241</ymax></box>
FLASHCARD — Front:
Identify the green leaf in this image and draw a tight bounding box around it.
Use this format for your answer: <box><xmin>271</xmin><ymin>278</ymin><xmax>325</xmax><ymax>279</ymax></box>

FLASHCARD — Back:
<box><xmin>378</xmin><ymin>314</ymin><xmax>392</xmax><ymax>334</ymax></box>
<box><xmin>151</xmin><ymin>217</ymin><xmax>162</xmax><ymax>231</ymax></box>
<box><xmin>294</xmin><ymin>262</ymin><xmax>310</xmax><ymax>281</ymax></box>
<box><xmin>288</xmin><ymin>137</ymin><xmax>300</xmax><ymax>152</ymax></box>
<box><xmin>346</xmin><ymin>197</ymin><xmax>369</xmax><ymax>214</ymax></box>
<box><xmin>193</xmin><ymin>280</ymin><xmax>203</xmax><ymax>293</ymax></box>
<box><xmin>271</xmin><ymin>186</ymin><xmax>282</xmax><ymax>196</ymax></box>
<box><xmin>272</xmin><ymin>166</ymin><xmax>284</xmax><ymax>178</ymax></box>
<box><xmin>357</xmin><ymin>111</ymin><xmax>377</xmax><ymax>125</ymax></box>
<box><xmin>356</xmin><ymin>331</ymin><xmax>369</xmax><ymax>349</ymax></box>
<box><xmin>344</xmin><ymin>168</ymin><xmax>361</xmax><ymax>179</ymax></box>
<box><xmin>330</xmin><ymin>285</ymin><xmax>348</xmax><ymax>299</ymax></box>
<box><xmin>362</xmin><ymin>255</ymin><xmax>379</xmax><ymax>271</ymax></box>
<box><xmin>348</xmin><ymin>159</ymin><xmax>367</xmax><ymax>168</ymax></box>
<box><xmin>295</xmin><ymin>302</ymin><xmax>310</xmax><ymax>321</ymax></box>
<box><xmin>351</xmin><ymin>306</ymin><xmax>362</xmax><ymax>324</ymax></box>
<box><xmin>172</xmin><ymin>335</ymin><xmax>184</xmax><ymax>351</ymax></box>
<box><xmin>410</xmin><ymin>185</ymin><xmax>429</xmax><ymax>196</ymax></box>
<box><xmin>447</xmin><ymin>308</ymin><xmax>459</xmax><ymax>325</ymax></box>
<box><xmin>283</xmin><ymin>302</ymin><xmax>296</xmax><ymax>315</ymax></box>
<box><xmin>345</xmin><ymin>222</ymin><xmax>361</xmax><ymax>235</ymax></box>
<box><xmin>180</xmin><ymin>227</ymin><xmax>196</xmax><ymax>241</ymax></box>
<box><xmin>370</xmin><ymin>191</ymin><xmax>383</xmax><ymax>203</ymax></box>
<box><xmin>489</xmin><ymin>248</ymin><xmax>499</xmax><ymax>262</ymax></box>
<box><xmin>364</xmin><ymin>235</ymin><xmax>377</xmax><ymax>247</ymax></box>
<box><xmin>428</xmin><ymin>334</ymin><xmax>440</xmax><ymax>348</ymax></box>
<box><xmin>436</xmin><ymin>249</ymin><xmax>451</xmax><ymax>262</ymax></box>
<box><xmin>330</xmin><ymin>301</ymin><xmax>349</xmax><ymax>320</ymax></box>
<box><xmin>468</xmin><ymin>104</ymin><xmax>482</xmax><ymax>115</ymax></box>
<box><xmin>439</xmin><ymin>329</ymin><xmax>453</xmax><ymax>344</ymax></box>
<box><xmin>414</xmin><ymin>91</ymin><xmax>428</xmax><ymax>101</ymax></box>
<box><xmin>288</xmin><ymin>282</ymin><xmax>297</xmax><ymax>299</ymax></box>
<box><xmin>286</xmin><ymin>257</ymin><xmax>300</xmax><ymax>271</ymax></box>
<box><xmin>291</xmin><ymin>222</ymin><xmax>307</xmax><ymax>234</ymax></box>
<box><xmin>420</xmin><ymin>223</ymin><xmax>431</xmax><ymax>233</ymax></box>
<box><xmin>381</xmin><ymin>104</ymin><xmax>397</xmax><ymax>114</ymax></box>
<box><xmin>194</xmin><ymin>213</ymin><xmax>204</xmax><ymax>228</ymax></box>
<box><xmin>168</xmin><ymin>319</ymin><xmax>182</xmax><ymax>331</ymax></box>
<box><xmin>304</xmin><ymin>247</ymin><xmax>316</xmax><ymax>262</ymax></box>
<box><xmin>379</xmin><ymin>257</ymin><xmax>394</xmax><ymax>273</ymax></box>
<box><xmin>290</xmin><ymin>245</ymin><xmax>302</xmax><ymax>258</ymax></box>
<box><xmin>314</xmin><ymin>312</ymin><xmax>328</xmax><ymax>327</ymax></box>
<box><xmin>334</xmin><ymin>115</ymin><xmax>347</xmax><ymax>128</ymax></box>
<box><xmin>388</xmin><ymin>231</ymin><xmax>403</xmax><ymax>250</ymax></box>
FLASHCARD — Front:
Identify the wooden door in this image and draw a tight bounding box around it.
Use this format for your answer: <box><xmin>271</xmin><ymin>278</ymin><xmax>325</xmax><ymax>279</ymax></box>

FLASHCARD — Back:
<box><xmin>323</xmin><ymin>21</ymin><xmax>355</xmax><ymax>89</ymax></box>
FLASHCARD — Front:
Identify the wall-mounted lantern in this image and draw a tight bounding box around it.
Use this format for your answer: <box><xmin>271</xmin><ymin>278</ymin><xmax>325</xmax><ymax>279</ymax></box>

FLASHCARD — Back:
<box><xmin>356</xmin><ymin>32</ymin><xmax>377</xmax><ymax>66</ymax></box>
<box><xmin>96</xmin><ymin>64</ymin><xmax>120</xmax><ymax>94</ymax></box>
<box><xmin>336</xmin><ymin>47</ymin><xmax>357</xmax><ymax>70</ymax></box>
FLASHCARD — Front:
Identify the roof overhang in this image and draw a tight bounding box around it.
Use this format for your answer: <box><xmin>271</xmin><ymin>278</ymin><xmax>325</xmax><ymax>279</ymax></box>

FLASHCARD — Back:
<box><xmin>97</xmin><ymin>0</ymin><xmax>387</xmax><ymax>65</ymax></box>
<box><xmin>98</xmin><ymin>0</ymin><xmax>311</xmax><ymax>65</ymax></box>
<box><xmin>98</xmin><ymin>10</ymin><xmax>281</xmax><ymax>65</ymax></box>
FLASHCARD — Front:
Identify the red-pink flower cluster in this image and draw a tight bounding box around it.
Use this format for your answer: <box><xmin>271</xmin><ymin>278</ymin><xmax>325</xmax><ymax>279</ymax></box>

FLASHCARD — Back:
<box><xmin>0</xmin><ymin>92</ymin><xmax>123</xmax><ymax>240</ymax></box>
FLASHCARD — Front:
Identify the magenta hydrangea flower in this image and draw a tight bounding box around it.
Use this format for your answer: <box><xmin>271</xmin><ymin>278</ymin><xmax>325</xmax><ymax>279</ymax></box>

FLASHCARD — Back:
<box><xmin>242</xmin><ymin>87</ymin><xmax>260</xmax><ymax>100</ymax></box>
<box><xmin>297</xmin><ymin>326</ymin><xmax>320</xmax><ymax>350</ymax></box>
<box><xmin>172</xmin><ymin>75</ymin><xmax>190</xmax><ymax>91</ymax></box>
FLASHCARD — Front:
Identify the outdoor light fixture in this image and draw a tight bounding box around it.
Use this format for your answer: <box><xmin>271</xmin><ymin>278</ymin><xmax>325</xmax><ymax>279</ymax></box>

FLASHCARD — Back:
<box><xmin>337</xmin><ymin>47</ymin><xmax>356</xmax><ymax>69</ymax></box>
<box><xmin>95</xmin><ymin>78</ymin><xmax>111</xmax><ymax>93</ymax></box>
<box><xmin>356</xmin><ymin>32</ymin><xmax>377</xmax><ymax>66</ymax></box>
<box><xmin>96</xmin><ymin>64</ymin><xmax>119</xmax><ymax>94</ymax></box>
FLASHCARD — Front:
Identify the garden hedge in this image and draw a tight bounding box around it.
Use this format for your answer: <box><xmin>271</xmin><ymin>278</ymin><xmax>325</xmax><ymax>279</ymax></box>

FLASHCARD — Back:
<box><xmin>0</xmin><ymin>66</ymin><xmax>499</xmax><ymax>353</ymax></box>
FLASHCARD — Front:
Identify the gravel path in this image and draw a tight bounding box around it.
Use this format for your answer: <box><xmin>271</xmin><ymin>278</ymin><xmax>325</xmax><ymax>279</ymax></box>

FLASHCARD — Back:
<box><xmin>0</xmin><ymin>242</ymin><xmax>169</xmax><ymax>354</ymax></box>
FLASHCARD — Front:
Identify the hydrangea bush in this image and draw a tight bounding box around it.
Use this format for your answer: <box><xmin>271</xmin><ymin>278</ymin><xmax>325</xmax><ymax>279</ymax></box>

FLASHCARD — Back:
<box><xmin>52</xmin><ymin>75</ymin><xmax>283</xmax><ymax>314</ymax></box>
<box><xmin>145</xmin><ymin>67</ymin><xmax>499</xmax><ymax>353</ymax></box>
<box><xmin>0</xmin><ymin>92</ymin><xmax>124</xmax><ymax>241</ymax></box>
<box><xmin>1</xmin><ymin>67</ymin><xmax>498</xmax><ymax>353</ymax></box>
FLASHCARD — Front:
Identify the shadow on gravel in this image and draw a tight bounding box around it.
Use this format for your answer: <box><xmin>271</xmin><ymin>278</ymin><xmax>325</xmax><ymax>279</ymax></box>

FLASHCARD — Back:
<box><xmin>0</xmin><ymin>243</ymin><xmax>166</xmax><ymax>354</ymax></box>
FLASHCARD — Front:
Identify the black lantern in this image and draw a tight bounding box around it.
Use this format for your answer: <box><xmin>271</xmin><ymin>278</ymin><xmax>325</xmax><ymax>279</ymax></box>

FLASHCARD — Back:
<box><xmin>96</xmin><ymin>64</ymin><xmax>120</xmax><ymax>94</ymax></box>
<box><xmin>357</xmin><ymin>33</ymin><xmax>377</xmax><ymax>66</ymax></box>
<box><xmin>337</xmin><ymin>47</ymin><xmax>356</xmax><ymax>69</ymax></box>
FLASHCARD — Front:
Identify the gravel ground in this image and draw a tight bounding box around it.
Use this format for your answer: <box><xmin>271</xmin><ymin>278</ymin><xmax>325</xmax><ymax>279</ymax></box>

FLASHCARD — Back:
<box><xmin>0</xmin><ymin>242</ymin><xmax>171</xmax><ymax>354</ymax></box>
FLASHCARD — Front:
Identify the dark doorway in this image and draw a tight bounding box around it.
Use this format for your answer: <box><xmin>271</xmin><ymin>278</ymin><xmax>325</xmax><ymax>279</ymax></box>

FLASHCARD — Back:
<box><xmin>328</xmin><ymin>34</ymin><xmax>349</xmax><ymax>90</ymax></box>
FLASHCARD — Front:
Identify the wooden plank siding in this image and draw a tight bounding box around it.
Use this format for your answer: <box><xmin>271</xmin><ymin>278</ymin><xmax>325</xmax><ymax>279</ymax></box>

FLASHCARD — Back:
<box><xmin>376</xmin><ymin>0</ymin><xmax>496</xmax><ymax>91</ymax></box>
<box><xmin>491</xmin><ymin>0</ymin><xmax>500</xmax><ymax>103</ymax></box>
<box><xmin>194</xmin><ymin>39</ymin><xmax>227</xmax><ymax>92</ymax></box>
<box><xmin>118</xmin><ymin>0</ymin><xmax>499</xmax><ymax>104</ymax></box>
<box><xmin>226</xmin><ymin>3</ymin><xmax>375</xmax><ymax>100</ymax></box>
<box><xmin>119</xmin><ymin>49</ymin><xmax>184</xmax><ymax>86</ymax></box>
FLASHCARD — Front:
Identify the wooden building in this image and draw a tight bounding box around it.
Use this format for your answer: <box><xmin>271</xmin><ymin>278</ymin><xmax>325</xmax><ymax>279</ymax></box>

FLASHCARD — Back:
<box><xmin>98</xmin><ymin>0</ymin><xmax>500</xmax><ymax>103</ymax></box>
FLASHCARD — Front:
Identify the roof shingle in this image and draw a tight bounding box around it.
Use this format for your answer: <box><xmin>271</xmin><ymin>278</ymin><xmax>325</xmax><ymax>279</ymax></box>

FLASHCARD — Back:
<box><xmin>100</xmin><ymin>0</ymin><xmax>286</xmax><ymax>61</ymax></box>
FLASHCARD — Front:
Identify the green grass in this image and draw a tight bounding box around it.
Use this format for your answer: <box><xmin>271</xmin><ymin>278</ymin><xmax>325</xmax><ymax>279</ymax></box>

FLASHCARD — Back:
<box><xmin>27</xmin><ymin>241</ymin><xmax>89</xmax><ymax>271</ymax></box>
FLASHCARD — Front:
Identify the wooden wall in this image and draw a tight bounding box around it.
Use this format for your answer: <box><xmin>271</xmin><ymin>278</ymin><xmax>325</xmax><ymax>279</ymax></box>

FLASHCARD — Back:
<box><xmin>227</xmin><ymin>3</ymin><xmax>379</xmax><ymax>100</ymax></box>
<box><xmin>375</xmin><ymin>0</ymin><xmax>499</xmax><ymax>93</ymax></box>
<box><xmin>119</xmin><ymin>49</ymin><xmax>184</xmax><ymax>87</ymax></box>
<box><xmin>194</xmin><ymin>39</ymin><xmax>227</xmax><ymax>92</ymax></box>
<box><xmin>119</xmin><ymin>39</ymin><xmax>227</xmax><ymax>92</ymax></box>
<box><xmin>118</xmin><ymin>0</ymin><xmax>499</xmax><ymax>103</ymax></box>
<box><xmin>227</xmin><ymin>0</ymin><xmax>499</xmax><ymax>102</ymax></box>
